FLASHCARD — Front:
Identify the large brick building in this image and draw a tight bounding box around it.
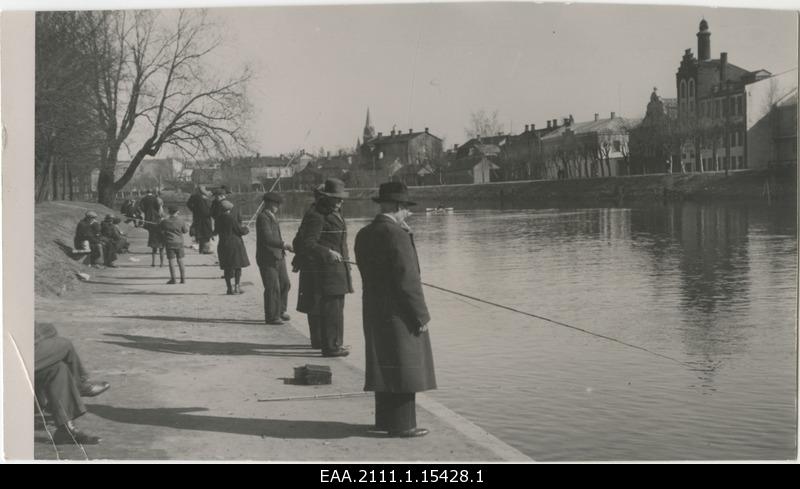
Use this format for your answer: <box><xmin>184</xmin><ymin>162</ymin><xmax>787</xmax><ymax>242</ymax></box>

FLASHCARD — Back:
<box><xmin>676</xmin><ymin>19</ymin><xmax>773</xmax><ymax>172</ymax></box>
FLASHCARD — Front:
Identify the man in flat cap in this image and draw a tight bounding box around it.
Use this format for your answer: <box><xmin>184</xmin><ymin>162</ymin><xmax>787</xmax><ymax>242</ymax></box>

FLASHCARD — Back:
<box><xmin>295</xmin><ymin>178</ymin><xmax>353</xmax><ymax>357</ymax></box>
<box><xmin>256</xmin><ymin>192</ymin><xmax>293</xmax><ymax>324</ymax></box>
<box><xmin>74</xmin><ymin>211</ymin><xmax>104</xmax><ymax>268</ymax></box>
<box><xmin>354</xmin><ymin>181</ymin><xmax>435</xmax><ymax>437</ymax></box>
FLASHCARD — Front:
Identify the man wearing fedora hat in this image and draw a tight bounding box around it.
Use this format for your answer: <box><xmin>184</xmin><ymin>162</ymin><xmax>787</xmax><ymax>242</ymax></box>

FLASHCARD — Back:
<box><xmin>256</xmin><ymin>192</ymin><xmax>293</xmax><ymax>325</ymax></box>
<box><xmin>296</xmin><ymin>178</ymin><xmax>353</xmax><ymax>357</ymax></box>
<box><xmin>354</xmin><ymin>181</ymin><xmax>436</xmax><ymax>437</ymax></box>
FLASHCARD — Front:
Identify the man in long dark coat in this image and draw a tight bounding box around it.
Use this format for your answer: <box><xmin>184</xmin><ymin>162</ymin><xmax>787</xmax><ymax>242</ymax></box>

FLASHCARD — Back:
<box><xmin>292</xmin><ymin>185</ymin><xmax>323</xmax><ymax>348</ymax></box>
<box><xmin>354</xmin><ymin>181</ymin><xmax>436</xmax><ymax>438</ymax></box>
<box><xmin>186</xmin><ymin>185</ymin><xmax>214</xmax><ymax>254</ymax></box>
<box><xmin>256</xmin><ymin>192</ymin><xmax>293</xmax><ymax>324</ymax></box>
<box><xmin>297</xmin><ymin>178</ymin><xmax>353</xmax><ymax>357</ymax></box>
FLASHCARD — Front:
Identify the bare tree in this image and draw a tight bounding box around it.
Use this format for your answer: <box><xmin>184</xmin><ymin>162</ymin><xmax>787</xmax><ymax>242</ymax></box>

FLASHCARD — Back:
<box><xmin>465</xmin><ymin>108</ymin><xmax>504</xmax><ymax>140</ymax></box>
<box><xmin>35</xmin><ymin>12</ymin><xmax>101</xmax><ymax>203</ymax></box>
<box><xmin>84</xmin><ymin>10</ymin><xmax>252</xmax><ymax>207</ymax></box>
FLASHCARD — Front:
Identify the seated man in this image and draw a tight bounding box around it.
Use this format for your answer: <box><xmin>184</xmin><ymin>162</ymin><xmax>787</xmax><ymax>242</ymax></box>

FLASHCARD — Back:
<box><xmin>74</xmin><ymin>211</ymin><xmax>103</xmax><ymax>267</ymax></box>
<box><xmin>101</xmin><ymin>214</ymin><xmax>129</xmax><ymax>254</ymax></box>
<box><xmin>34</xmin><ymin>322</ymin><xmax>109</xmax><ymax>445</ymax></box>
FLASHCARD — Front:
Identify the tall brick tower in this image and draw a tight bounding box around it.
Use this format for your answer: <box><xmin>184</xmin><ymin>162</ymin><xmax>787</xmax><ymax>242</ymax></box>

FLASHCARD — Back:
<box><xmin>697</xmin><ymin>18</ymin><xmax>711</xmax><ymax>62</ymax></box>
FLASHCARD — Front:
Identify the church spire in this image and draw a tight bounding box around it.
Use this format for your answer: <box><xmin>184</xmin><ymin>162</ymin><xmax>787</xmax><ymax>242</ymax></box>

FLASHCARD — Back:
<box><xmin>363</xmin><ymin>107</ymin><xmax>375</xmax><ymax>142</ymax></box>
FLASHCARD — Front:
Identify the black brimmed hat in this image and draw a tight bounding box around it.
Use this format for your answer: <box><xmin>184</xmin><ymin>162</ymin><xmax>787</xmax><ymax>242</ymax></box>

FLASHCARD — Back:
<box><xmin>372</xmin><ymin>181</ymin><xmax>416</xmax><ymax>206</ymax></box>
<box><xmin>263</xmin><ymin>192</ymin><xmax>283</xmax><ymax>204</ymax></box>
<box><xmin>318</xmin><ymin>178</ymin><xmax>349</xmax><ymax>199</ymax></box>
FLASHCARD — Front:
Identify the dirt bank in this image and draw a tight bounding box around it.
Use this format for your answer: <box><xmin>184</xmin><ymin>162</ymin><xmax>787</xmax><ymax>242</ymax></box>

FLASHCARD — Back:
<box><xmin>34</xmin><ymin>201</ymin><xmax>119</xmax><ymax>298</ymax></box>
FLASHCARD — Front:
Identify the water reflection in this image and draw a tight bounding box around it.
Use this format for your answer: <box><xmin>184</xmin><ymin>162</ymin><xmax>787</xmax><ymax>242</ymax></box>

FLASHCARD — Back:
<box><xmin>246</xmin><ymin>198</ymin><xmax>796</xmax><ymax>459</ymax></box>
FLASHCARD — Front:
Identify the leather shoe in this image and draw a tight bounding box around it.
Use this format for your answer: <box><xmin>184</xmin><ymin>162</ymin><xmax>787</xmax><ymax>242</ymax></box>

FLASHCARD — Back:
<box><xmin>266</xmin><ymin>319</ymin><xmax>284</xmax><ymax>325</ymax></box>
<box><xmin>280</xmin><ymin>313</ymin><xmax>291</xmax><ymax>321</ymax></box>
<box><xmin>53</xmin><ymin>426</ymin><xmax>101</xmax><ymax>445</ymax></box>
<box><xmin>388</xmin><ymin>427</ymin><xmax>429</xmax><ymax>438</ymax></box>
<box><xmin>79</xmin><ymin>380</ymin><xmax>110</xmax><ymax>397</ymax></box>
<box><xmin>322</xmin><ymin>348</ymin><xmax>349</xmax><ymax>357</ymax></box>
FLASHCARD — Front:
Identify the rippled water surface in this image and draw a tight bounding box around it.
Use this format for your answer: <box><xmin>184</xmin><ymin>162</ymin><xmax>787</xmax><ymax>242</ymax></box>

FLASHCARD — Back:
<box><xmin>268</xmin><ymin>201</ymin><xmax>797</xmax><ymax>461</ymax></box>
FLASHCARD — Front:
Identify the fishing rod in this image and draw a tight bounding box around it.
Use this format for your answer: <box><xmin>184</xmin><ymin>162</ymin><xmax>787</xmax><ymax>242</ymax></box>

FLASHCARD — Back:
<box><xmin>244</xmin><ymin>149</ymin><xmax>307</xmax><ymax>228</ymax></box>
<box><xmin>257</xmin><ymin>391</ymin><xmax>370</xmax><ymax>402</ymax></box>
<box><xmin>342</xmin><ymin>260</ymin><xmax>688</xmax><ymax>368</ymax></box>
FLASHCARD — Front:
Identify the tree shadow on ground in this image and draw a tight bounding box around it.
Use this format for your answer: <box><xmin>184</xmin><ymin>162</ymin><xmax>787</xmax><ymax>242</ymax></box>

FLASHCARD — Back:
<box><xmin>110</xmin><ymin>315</ymin><xmax>266</xmax><ymax>325</ymax></box>
<box><xmin>101</xmin><ymin>333</ymin><xmax>317</xmax><ymax>357</ymax></box>
<box><xmin>87</xmin><ymin>404</ymin><xmax>380</xmax><ymax>439</ymax></box>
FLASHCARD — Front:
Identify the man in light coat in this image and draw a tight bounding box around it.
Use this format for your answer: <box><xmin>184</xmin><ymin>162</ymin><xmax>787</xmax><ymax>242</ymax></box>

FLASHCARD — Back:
<box><xmin>354</xmin><ymin>181</ymin><xmax>436</xmax><ymax>437</ymax></box>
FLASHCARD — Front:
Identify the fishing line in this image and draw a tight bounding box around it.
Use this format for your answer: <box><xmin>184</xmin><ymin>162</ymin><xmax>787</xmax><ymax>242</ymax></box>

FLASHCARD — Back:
<box><xmin>343</xmin><ymin>260</ymin><xmax>687</xmax><ymax>368</ymax></box>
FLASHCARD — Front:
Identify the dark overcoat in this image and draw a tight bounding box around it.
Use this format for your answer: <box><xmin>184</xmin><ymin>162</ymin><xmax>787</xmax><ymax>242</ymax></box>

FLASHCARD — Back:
<box><xmin>186</xmin><ymin>193</ymin><xmax>213</xmax><ymax>240</ymax></box>
<box><xmin>354</xmin><ymin>215</ymin><xmax>436</xmax><ymax>393</ymax></box>
<box><xmin>74</xmin><ymin>219</ymin><xmax>100</xmax><ymax>248</ymax></box>
<box><xmin>255</xmin><ymin>210</ymin><xmax>285</xmax><ymax>267</ymax></box>
<box><xmin>297</xmin><ymin>205</ymin><xmax>353</xmax><ymax>298</ymax></box>
<box><xmin>293</xmin><ymin>204</ymin><xmax>318</xmax><ymax>313</ymax></box>
<box><xmin>214</xmin><ymin>212</ymin><xmax>250</xmax><ymax>269</ymax></box>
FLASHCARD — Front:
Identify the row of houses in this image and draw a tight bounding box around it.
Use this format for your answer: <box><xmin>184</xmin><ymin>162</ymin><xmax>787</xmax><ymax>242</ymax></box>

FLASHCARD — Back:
<box><xmin>95</xmin><ymin>18</ymin><xmax>795</xmax><ymax>197</ymax></box>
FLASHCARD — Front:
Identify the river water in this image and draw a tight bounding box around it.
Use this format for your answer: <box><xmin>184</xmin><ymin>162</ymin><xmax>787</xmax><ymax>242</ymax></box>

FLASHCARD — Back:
<box><xmin>247</xmin><ymin>200</ymin><xmax>797</xmax><ymax>461</ymax></box>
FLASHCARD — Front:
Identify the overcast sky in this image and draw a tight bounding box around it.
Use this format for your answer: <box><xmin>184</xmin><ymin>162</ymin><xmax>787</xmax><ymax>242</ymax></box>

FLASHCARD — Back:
<box><xmin>200</xmin><ymin>3</ymin><xmax>796</xmax><ymax>155</ymax></box>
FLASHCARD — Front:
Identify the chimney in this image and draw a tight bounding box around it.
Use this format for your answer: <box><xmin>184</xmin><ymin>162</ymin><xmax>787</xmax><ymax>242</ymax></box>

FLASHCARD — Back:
<box><xmin>454</xmin><ymin>144</ymin><xmax>458</xmax><ymax>150</ymax></box>
<box><xmin>326</xmin><ymin>151</ymin><xmax>331</xmax><ymax>159</ymax></box>
<box><xmin>720</xmin><ymin>52</ymin><xmax>728</xmax><ymax>82</ymax></box>
<box><xmin>378</xmin><ymin>132</ymin><xmax>383</xmax><ymax>137</ymax></box>
<box><xmin>390</xmin><ymin>128</ymin><xmax>395</xmax><ymax>136</ymax></box>
<box><xmin>524</xmin><ymin>124</ymin><xmax>529</xmax><ymax>132</ymax></box>
<box><xmin>425</xmin><ymin>127</ymin><xmax>429</xmax><ymax>134</ymax></box>
<box><xmin>408</xmin><ymin>128</ymin><xmax>413</xmax><ymax>134</ymax></box>
<box><xmin>530</xmin><ymin>124</ymin><xmax>535</xmax><ymax>131</ymax></box>
<box><xmin>547</xmin><ymin>120</ymin><xmax>551</xmax><ymax>129</ymax></box>
<box><xmin>610</xmin><ymin>112</ymin><xmax>616</xmax><ymax>119</ymax></box>
<box><xmin>552</xmin><ymin>119</ymin><xmax>558</xmax><ymax>128</ymax></box>
<box><xmin>594</xmin><ymin>113</ymin><xmax>599</xmax><ymax>121</ymax></box>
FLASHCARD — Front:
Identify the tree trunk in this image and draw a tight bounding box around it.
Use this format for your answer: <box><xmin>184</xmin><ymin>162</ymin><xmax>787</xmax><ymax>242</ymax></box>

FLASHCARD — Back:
<box><xmin>51</xmin><ymin>158</ymin><xmax>58</xmax><ymax>200</ymax></box>
<box><xmin>97</xmin><ymin>167</ymin><xmax>117</xmax><ymax>208</ymax></box>
<box><xmin>36</xmin><ymin>154</ymin><xmax>53</xmax><ymax>203</ymax></box>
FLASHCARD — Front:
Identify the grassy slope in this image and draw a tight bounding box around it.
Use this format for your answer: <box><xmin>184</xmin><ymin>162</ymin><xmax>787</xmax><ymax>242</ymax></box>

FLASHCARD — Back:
<box><xmin>34</xmin><ymin>201</ymin><xmax>116</xmax><ymax>297</ymax></box>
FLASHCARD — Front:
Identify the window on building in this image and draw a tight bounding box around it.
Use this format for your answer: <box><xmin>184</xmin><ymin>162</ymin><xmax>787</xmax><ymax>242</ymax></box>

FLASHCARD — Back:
<box><xmin>737</xmin><ymin>96</ymin><xmax>744</xmax><ymax>116</ymax></box>
<box><xmin>680</xmin><ymin>80</ymin><xmax>687</xmax><ymax>99</ymax></box>
<box><xmin>688</xmin><ymin>79</ymin><xmax>695</xmax><ymax>97</ymax></box>
<box><xmin>689</xmin><ymin>101</ymin><xmax>695</xmax><ymax>115</ymax></box>
<box><xmin>613</xmin><ymin>141</ymin><xmax>621</xmax><ymax>152</ymax></box>
<box><xmin>715</xmin><ymin>100</ymin><xmax>721</xmax><ymax>118</ymax></box>
<box><xmin>700</xmin><ymin>101</ymin><xmax>706</xmax><ymax>117</ymax></box>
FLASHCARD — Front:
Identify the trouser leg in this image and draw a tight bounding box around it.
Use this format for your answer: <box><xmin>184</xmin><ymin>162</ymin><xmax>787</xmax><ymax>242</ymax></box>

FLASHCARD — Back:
<box><xmin>278</xmin><ymin>259</ymin><xmax>290</xmax><ymax>315</ymax></box>
<box><xmin>259</xmin><ymin>265</ymin><xmax>281</xmax><ymax>322</ymax></box>
<box><xmin>374</xmin><ymin>392</ymin><xmax>416</xmax><ymax>433</ymax></box>
<box><xmin>35</xmin><ymin>362</ymin><xmax>85</xmax><ymax>427</ymax></box>
<box><xmin>319</xmin><ymin>295</ymin><xmax>344</xmax><ymax>353</ymax></box>
<box><xmin>307</xmin><ymin>314</ymin><xmax>322</xmax><ymax>349</ymax></box>
<box><xmin>177</xmin><ymin>257</ymin><xmax>185</xmax><ymax>281</ymax></box>
<box><xmin>35</xmin><ymin>336</ymin><xmax>88</xmax><ymax>382</ymax></box>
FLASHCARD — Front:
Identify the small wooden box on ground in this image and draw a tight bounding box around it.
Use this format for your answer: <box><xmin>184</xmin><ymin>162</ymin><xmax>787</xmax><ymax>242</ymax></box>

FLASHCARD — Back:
<box><xmin>293</xmin><ymin>364</ymin><xmax>332</xmax><ymax>385</ymax></box>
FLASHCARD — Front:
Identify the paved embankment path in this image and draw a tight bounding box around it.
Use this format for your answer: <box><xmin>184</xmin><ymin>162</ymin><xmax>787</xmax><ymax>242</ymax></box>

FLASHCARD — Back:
<box><xmin>34</xmin><ymin>224</ymin><xmax>530</xmax><ymax>461</ymax></box>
